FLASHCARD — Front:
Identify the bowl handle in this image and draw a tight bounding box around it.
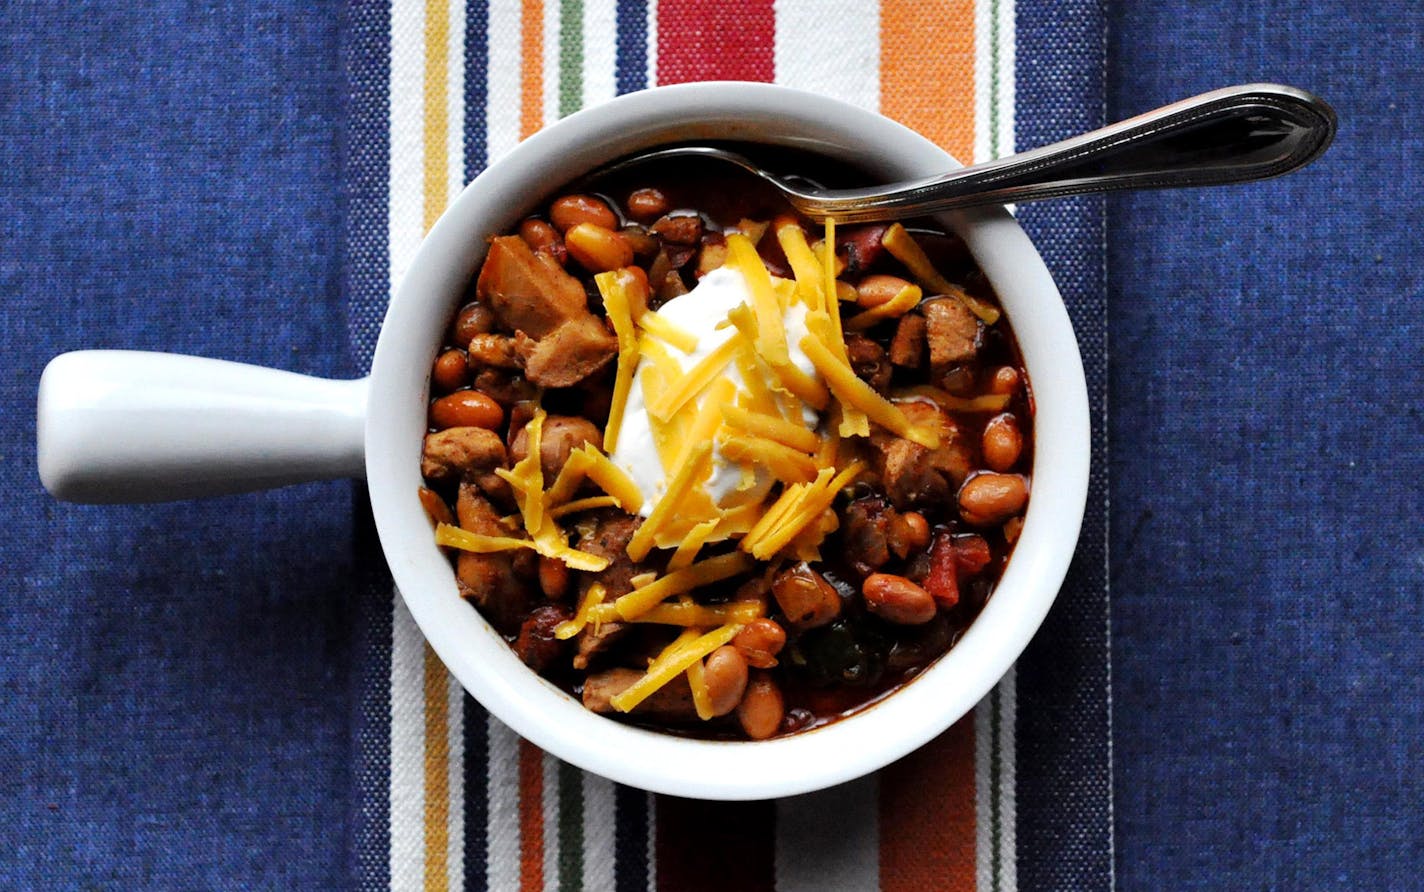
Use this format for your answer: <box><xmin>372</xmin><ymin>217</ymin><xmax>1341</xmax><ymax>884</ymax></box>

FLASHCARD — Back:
<box><xmin>37</xmin><ymin>350</ymin><xmax>369</xmax><ymax>503</ymax></box>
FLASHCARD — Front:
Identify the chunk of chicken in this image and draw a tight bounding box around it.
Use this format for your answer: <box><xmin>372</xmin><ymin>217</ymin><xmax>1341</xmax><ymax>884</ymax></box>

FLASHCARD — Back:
<box><xmin>513</xmin><ymin>315</ymin><xmax>617</xmax><ymax>387</ymax></box>
<box><xmin>475</xmin><ymin>235</ymin><xmax>590</xmax><ymax>338</ymax></box>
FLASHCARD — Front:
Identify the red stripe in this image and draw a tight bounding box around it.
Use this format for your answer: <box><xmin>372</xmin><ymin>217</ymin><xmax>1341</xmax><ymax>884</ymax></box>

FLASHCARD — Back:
<box><xmin>655</xmin><ymin>0</ymin><xmax>776</xmax><ymax>84</ymax></box>
<box><xmin>655</xmin><ymin>796</ymin><xmax>776</xmax><ymax>892</ymax></box>
<box><xmin>518</xmin><ymin>740</ymin><xmax>544</xmax><ymax>892</ymax></box>
<box><xmin>878</xmin><ymin>716</ymin><xmax>979</xmax><ymax>891</ymax></box>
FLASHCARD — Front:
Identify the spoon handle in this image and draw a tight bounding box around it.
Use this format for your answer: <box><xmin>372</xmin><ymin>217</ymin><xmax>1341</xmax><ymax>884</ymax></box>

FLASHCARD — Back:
<box><xmin>798</xmin><ymin>83</ymin><xmax>1337</xmax><ymax>222</ymax></box>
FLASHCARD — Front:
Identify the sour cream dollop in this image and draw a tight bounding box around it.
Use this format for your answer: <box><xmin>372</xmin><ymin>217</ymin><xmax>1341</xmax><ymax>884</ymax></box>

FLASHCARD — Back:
<box><xmin>609</xmin><ymin>266</ymin><xmax>823</xmax><ymax>517</ymax></box>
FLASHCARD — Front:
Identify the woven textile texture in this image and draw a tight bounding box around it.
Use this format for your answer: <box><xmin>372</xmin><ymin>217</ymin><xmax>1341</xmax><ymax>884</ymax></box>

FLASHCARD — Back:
<box><xmin>1107</xmin><ymin>2</ymin><xmax>1424</xmax><ymax>888</ymax></box>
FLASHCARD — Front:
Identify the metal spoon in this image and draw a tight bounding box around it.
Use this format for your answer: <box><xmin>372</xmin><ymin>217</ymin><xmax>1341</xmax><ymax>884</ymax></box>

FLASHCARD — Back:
<box><xmin>597</xmin><ymin>83</ymin><xmax>1336</xmax><ymax>224</ymax></box>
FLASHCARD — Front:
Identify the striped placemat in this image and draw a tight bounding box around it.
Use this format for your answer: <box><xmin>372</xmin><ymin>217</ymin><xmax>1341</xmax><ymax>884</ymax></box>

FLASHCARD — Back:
<box><xmin>345</xmin><ymin>2</ymin><xmax>1111</xmax><ymax>889</ymax></box>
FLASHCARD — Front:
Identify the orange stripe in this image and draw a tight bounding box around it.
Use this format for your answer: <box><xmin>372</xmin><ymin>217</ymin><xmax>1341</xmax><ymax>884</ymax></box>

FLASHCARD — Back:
<box><xmin>422</xmin><ymin>647</ymin><xmax>452</xmax><ymax>892</ymax></box>
<box><xmin>518</xmin><ymin>739</ymin><xmax>545</xmax><ymax>892</ymax></box>
<box><xmin>519</xmin><ymin>0</ymin><xmax>545</xmax><ymax>140</ymax></box>
<box><xmin>878</xmin><ymin>715</ymin><xmax>978</xmax><ymax>892</ymax></box>
<box><xmin>880</xmin><ymin>0</ymin><xmax>977</xmax><ymax>164</ymax></box>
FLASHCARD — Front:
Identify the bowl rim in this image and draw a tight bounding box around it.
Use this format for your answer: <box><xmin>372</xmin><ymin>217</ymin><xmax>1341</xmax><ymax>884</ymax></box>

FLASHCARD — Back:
<box><xmin>367</xmin><ymin>81</ymin><xmax>1090</xmax><ymax>800</ymax></box>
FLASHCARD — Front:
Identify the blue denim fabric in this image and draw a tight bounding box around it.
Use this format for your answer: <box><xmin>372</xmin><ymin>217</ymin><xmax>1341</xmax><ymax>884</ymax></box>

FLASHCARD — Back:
<box><xmin>1108</xmin><ymin>2</ymin><xmax>1424</xmax><ymax>889</ymax></box>
<box><xmin>0</xmin><ymin>2</ymin><xmax>354</xmax><ymax>889</ymax></box>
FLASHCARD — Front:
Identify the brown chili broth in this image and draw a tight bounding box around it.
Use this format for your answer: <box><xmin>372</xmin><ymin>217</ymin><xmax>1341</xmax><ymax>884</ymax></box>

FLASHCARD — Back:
<box><xmin>437</xmin><ymin>145</ymin><xmax>1033</xmax><ymax>739</ymax></box>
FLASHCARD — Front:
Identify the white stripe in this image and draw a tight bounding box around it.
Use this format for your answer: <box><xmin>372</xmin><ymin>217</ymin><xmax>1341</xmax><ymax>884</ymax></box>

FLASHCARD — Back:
<box><xmin>582</xmin><ymin>773</ymin><xmax>618</xmax><ymax>892</ymax></box>
<box><xmin>446</xmin><ymin>672</ymin><xmax>467</xmax><ymax>892</ymax></box>
<box><xmin>486</xmin><ymin>0</ymin><xmax>523</xmax><ymax>163</ymax></box>
<box><xmin>772</xmin><ymin>0</ymin><xmax>881</xmax><ymax>113</ymax></box>
<box><xmin>543</xmin><ymin>0</ymin><xmax>560</xmax><ymax>126</ymax></box>
<box><xmin>975</xmin><ymin>690</ymin><xmax>994</xmax><ymax>892</ymax></box>
<box><xmin>644</xmin><ymin>0</ymin><xmax>658</xmax><ymax>88</ymax></box>
<box><xmin>583</xmin><ymin>0</ymin><xmax>619</xmax><ymax>107</ymax></box>
<box><xmin>973</xmin><ymin>0</ymin><xmax>993</xmax><ymax>163</ymax></box>
<box><xmin>995</xmin><ymin>4</ymin><xmax>1018</xmax><ymax>885</ymax></box>
<box><xmin>487</xmin><ymin>715</ymin><xmax>522</xmax><ymax>892</ymax></box>
<box><xmin>996</xmin><ymin>0</ymin><xmax>1016</xmax><ymax>157</ymax></box>
<box><xmin>645</xmin><ymin>790</ymin><xmax>658</xmax><ymax>892</ymax></box>
<box><xmin>389</xmin><ymin>594</ymin><xmax>427</xmax><ymax>892</ymax></box>
<box><xmin>543</xmin><ymin>752</ymin><xmax>561</xmax><ymax>892</ymax></box>
<box><xmin>998</xmin><ymin>665</ymin><xmax>1018</xmax><ymax>892</ymax></box>
<box><xmin>775</xmin><ymin>775</ymin><xmax>880</xmax><ymax>891</ymax></box>
<box><xmin>448</xmin><ymin>0</ymin><xmax>468</xmax><ymax>189</ymax></box>
<box><xmin>388</xmin><ymin>0</ymin><xmax>427</xmax><ymax>296</ymax></box>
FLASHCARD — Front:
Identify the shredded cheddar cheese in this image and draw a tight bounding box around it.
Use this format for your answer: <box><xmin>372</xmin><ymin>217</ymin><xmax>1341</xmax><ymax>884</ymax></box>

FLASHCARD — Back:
<box><xmin>624</xmin><ymin>441</ymin><xmax>713</xmax><ymax>562</ymax></box>
<box><xmin>686</xmin><ymin>657</ymin><xmax>714</xmax><ymax>720</ymax></box>
<box><xmin>614</xmin><ymin>551</ymin><xmax>755</xmax><ymax>620</ymax></box>
<box><xmin>597</xmin><ymin>270</ymin><xmax>641</xmax><ymax>452</ymax></box>
<box><xmin>434</xmin><ymin>523</ymin><xmax>535</xmax><ymax>554</ymax></box>
<box><xmin>775</xmin><ymin>216</ymin><xmax>825</xmax><ymax>310</ymax></box>
<box><xmin>548</xmin><ymin>495</ymin><xmax>620</xmax><ymax>519</ymax></box>
<box><xmin>609</xmin><ymin>623</ymin><xmax>743</xmax><ymax>713</ymax></box>
<box><xmin>719</xmin><ymin>434</ymin><xmax>819</xmax><ymax>485</ymax></box>
<box><xmin>638</xmin><ymin>309</ymin><xmax>698</xmax><ymax>353</ymax></box>
<box><xmin>674</xmin><ymin>377</ymin><xmax>736</xmax><ymax>471</ymax></box>
<box><xmin>575</xmin><ymin>445</ymin><xmax>645</xmax><ymax>513</ymax></box>
<box><xmin>668</xmin><ymin>518</ymin><xmax>720</xmax><ymax>571</ymax></box>
<box><xmin>741</xmin><ymin>463</ymin><xmax>863</xmax><ymax>559</ymax></box>
<box><xmin>553</xmin><ymin>583</ymin><xmax>607</xmax><ymax>640</ymax></box>
<box><xmin>646</xmin><ymin>336</ymin><xmax>739</xmax><ymax>423</ymax></box>
<box><xmin>881</xmin><ymin>223</ymin><xmax>1001</xmax><ymax>324</ymax></box>
<box><xmin>845</xmin><ymin>283</ymin><xmax>923</xmax><ymax>330</ymax></box>
<box><xmin>799</xmin><ymin>334</ymin><xmax>940</xmax><ymax>449</ymax></box>
<box><xmin>726</xmin><ymin>233</ymin><xmax>789</xmax><ymax>366</ymax></box>
<box><xmin>586</xmin><ymin>599</ymin><xmax>764</xmax><ymax>627</ymax></box>
<box><xmin>541</xmin><ymin>449</ymin><xmax>591</xmax><ymax>507</ymax></box>
<box><xmin>720</xmin><ymin>404</ymin><xmax>821</xmax><ymax>454</ymax></box>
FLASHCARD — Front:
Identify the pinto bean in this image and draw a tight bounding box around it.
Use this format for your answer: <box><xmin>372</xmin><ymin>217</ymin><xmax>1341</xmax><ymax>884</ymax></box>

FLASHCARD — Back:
<box><xmin>982</xmin><ymin>413</ymin><xmax>1023</xmax><ymax>471</ymax></box>
<box><xmin>450</xmin><ymin>302</ymin><xmax>496</xmax><ymax>347</ymax></box>
<box><xmin>565</xmin><ymin>223</ymin><xmax>634</xmax><ymax>273</ymax></box>
<box><xmin>549</xmin><ymin>194</ymin><xmax>617</xmax><ymax>232</ymax></box>
<box><xmin>887</xmin><ymin>511</ymin><xmax>930</xmax><ymax>559</ymax></box>
<box><xmin>703</xmin><ymin>646</ymin><xmax>749</xmax><ymax>717</ymax></box>
<box><xmin>989</xmin><ymin>366</ymin><xmax>1021</xmax><ymax>395</ymax></box>
<box><xmin>538</xmin><ymin>555</ymin><xmax>571</xmax><ymax>599</ymax></box>
<box><xmin>958</xmin><ymin>472</ymin><xmax>1029</xmax><ymax>526</ymax></box>
<box><xmin>856</xmin><ymin>274</ymin><xmax>915</xmax><ymax>308</ymax></box>
<box><xmin>626</xmin><ymin>188</ymin><xmax>670</xmax><ymax>223</ymax></box>
<box><xmin>771</xmin><ymin>562</ymin><xmax>841</xmax><ymax>630</ymax></box>
<box><xmin>430</xmin><ymin>390</ymin><xmax>504</xmax><ymax>431</ymax></box>
<box><xmin>733</xmin><ymin>618</ymin><xmax>786</xmax><ymax>669</ymax></box>
<box><xmin>737</xmin><ymin>672</ymin><xmax>785</xmax><ymax>740</ymax></box>
<box><xmin>432</xmin><ymin>349</ymin><xmax>469</xmax><ymax>393</ymax></box>
<box><xmin>862</xmin><ymin>573</ymin><xmax>937</xmax><ymax>625</ymax></box>
<box><xmin>519</xmin><ymin>218</ymin><xmax>567</xmax><ymax>265</ymax></box>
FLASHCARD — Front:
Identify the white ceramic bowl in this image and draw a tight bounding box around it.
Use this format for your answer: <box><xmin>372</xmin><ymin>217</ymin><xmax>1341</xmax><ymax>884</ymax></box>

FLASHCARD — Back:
<box><xmin>38</xmin><ymin>82</ymin><xmax>1089</xmax><ymax>800</ymax></box>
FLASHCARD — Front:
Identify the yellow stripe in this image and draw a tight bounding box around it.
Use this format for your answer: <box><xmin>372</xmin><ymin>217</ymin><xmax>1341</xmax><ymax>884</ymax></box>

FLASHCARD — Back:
<box><xmin>421</xmin><ymin>1</ymin><xmax>454</xmax><ymax>889</ymax></box>
<box><xmin>423</xmin><ymin>645</ymin><xmax>451</xmax><ymax>892</ymax></box>
<box><xmin>422</xmin><ymin>0</ymin><xmax>451</xmax><ymax>233</ymax></box>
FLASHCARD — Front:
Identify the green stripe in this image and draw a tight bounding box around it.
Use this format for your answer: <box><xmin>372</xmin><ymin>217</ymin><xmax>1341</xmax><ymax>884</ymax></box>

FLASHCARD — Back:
<box><xmin>989</xmin><ymin>0</ymin><xmax>1002</xmax><ymax>159</ymax></box>
<box><xmin>991</xmin><ymin>685</ymin><xmax>1003</xmax><ymax>892</ymax></box>
<box><xmin>558</xmin><ymin>0</ymin><xmax>584</xmax><ymax>119</ymax></box>
<box><xmin>558</xmin><ymin>760</ymin><xmax>585</xmax><ymax>892</ymax></box>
